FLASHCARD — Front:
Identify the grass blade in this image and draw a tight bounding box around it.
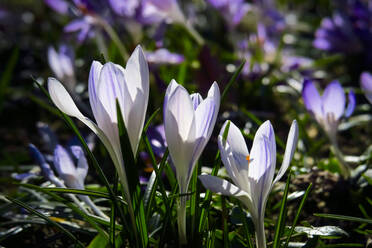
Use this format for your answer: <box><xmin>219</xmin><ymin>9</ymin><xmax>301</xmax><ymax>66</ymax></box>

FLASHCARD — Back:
<box><xmin>313</xmin><ymin>213</ymin><xmax>372</xmax><ymax>225</ymax></box>
<box><xmin>272</xmin><ymin>172</ymin><xmax>292</xmax><ymax>248</ymax></box>
<box><xmin>116</xmin><ymin>100</ymin><xmax>148</xmax><ymax>248</ymax></box>
<box><xmin>18</xmin><ymin>183</ymin><xmax>111</xmax><ymax>242</ymax></box>
<box><xmin>283</xmin><ymin>183</ymin><xmax>312</xmax><ymax>248</ymax></box>
<box><xmin>221</xmin><ymin>60</ymin><xmax>245</xmax><ymax>103</ymax></box>
<box><xmin>6</xmin><ymin>196</ymin><xmax>85</xmax><ymax>248</ymax></box>
<box><xmin>238</xmin><ymin>203</ymin><xmax>254</xmax><ymax>248</ymax></box>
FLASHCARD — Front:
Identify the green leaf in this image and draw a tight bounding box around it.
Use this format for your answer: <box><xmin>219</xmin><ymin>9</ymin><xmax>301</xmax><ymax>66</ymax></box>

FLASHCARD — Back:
<box><xmin>283</xmin><ymin>183</ymin><xmax>312</xmax><ymax>248</ymax></box>
<box><xmin>6</xmin><ymin>196</ymin><xmax>85</xmax><ymax>248</ymax></box>
<box><xmin>116</xmin><ymin>100</ymin><xmax>148</xmax><ymax>248</ymax></box>
<box><xmin>314</xmin><ymin>213</ymin><xmax>372</xmax><ymax>225</ymax></box>
<box><xmin>17</xmin><ymin>183</ymin><xmax>110</xmax><ymax>242</ymax></box>
<box><xmin>221</xmin><ymin>60</ymin><xmax>245</xmax><ymax>103</ymax></box>
<box><xmin>273</xmin><ymin>172</ymin><xmax>291</xmax><ymax>248</ymax></box>
<box><xmin>88</xmin><ymin>234</ymin><xmax>109</xmax><ymax>248</ymax></box>
<box><xmin>238</xmin><ymin>203</ymin><xmax>254</xmax><ymax>248</ymax></box>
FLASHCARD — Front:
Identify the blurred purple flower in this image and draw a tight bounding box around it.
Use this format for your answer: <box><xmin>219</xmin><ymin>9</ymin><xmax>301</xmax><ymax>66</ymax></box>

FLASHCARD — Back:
<box><xmin>302</xmin><ymin>80</ymin><xmax>355</xmax><ymax>138</ymax></box>
<box><xmin>48</xmin><ymin>45</ymin><xmax>75</xmax><ymax>89</ymax></box>
<box><xmin>147</xmin><ymin>124</ymin><xmax>167</xmax><ymax>157</ymax></box>
<box><xmin>29</xmin><ymin>143</ymin><xmax>108</xmax><ymax>219</ymax></box>
<box><xmin>44</xmin><ymin>0</ymin><xmax>105</xmax><ymax>43</ymax></box>
<box><xmin>108</xmin><ymin>0</ymin><xmax>140</xmax><ymax>17</ymax></box>
<box><xmin>207</xmin><ymin>0</ymin><xmax>251</xmax><ymax>28</ymax></box>
<box><xmin>360</xmin><ymin>72</ymin><xmax>372</xmax><ymax>104</ymax></box>
<box><xmin>138</xmin><ymin>0</ymin><xmax>186</xmax><ymax>24</ymax></box>
<box><xmin>313</xmin><ymin>0</ymin><xmax>372</xmax><ymax>64</ymax></box>
<box><xmin>313</xmin><ymin>13</ymin><xmax>362</xmax><ymax>53</ymax></box>
<box><xmin>281</xmin><ymin>54</ymin><xmax>313</xmax><ymax>73</ymax></box>
<box><xmin>45</xmin><ymin>0</ymin><xmax>69</xmax><ymax>14</ymax></box>
<box><xmin>146</xmin><ymin>48</ymin><xmax>184</xmax><ymax>65</ymax></box>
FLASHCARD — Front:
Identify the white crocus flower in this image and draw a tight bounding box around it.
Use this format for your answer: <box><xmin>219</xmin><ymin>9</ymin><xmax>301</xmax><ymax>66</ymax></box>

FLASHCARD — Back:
<box><xmin>163</xmin><ymin>79</ymin><xmax>220</xmax><ymax>244</ymax></box>
<box><xmin>199</xmin><ymin>120</ymin><xmax>298</xmax><ymax>248</ymax></box>
<box><xmin>47</xmin><ymin>45</ymin><xmax>149</xmax><ymax>220</ymax></box>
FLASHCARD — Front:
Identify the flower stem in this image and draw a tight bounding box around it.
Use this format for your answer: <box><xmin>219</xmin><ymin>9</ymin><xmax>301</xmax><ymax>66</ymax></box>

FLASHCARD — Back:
<box><xmin>96</xmin><ymin>16</ymin><xmax>129</xmax><ymax>62</ymax></box>
<box><xmin>80</xmin><ymin>195</ymin><xmax>109</xmax><ymax>220</ymax></box>
<box><xmin>178</xmin><ymin>196</ymin><xmax>187</xmax><ymax>245</ymax></box>
<box><xmin>183</xmin><ymin>22</ymin><xmax>204</xmax><ymax>46</ymax></box>
<box><xmin>329</xmin><ymin>135</ymin><xmax>351</xmax><ymax>179</ymax></box>
<box><xmin>255</xmin><ymin>219</ymin><xmax>266</xmax><ymax>248</ymax></box>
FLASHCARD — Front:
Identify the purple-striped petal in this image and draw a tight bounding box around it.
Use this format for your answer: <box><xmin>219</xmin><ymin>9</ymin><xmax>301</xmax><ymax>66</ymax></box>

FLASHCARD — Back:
<box><xmin>190</xmin><ymin>93</ymin><xmax>203</xmax><ymax>110</ymax></box>
<box><xmin>302</xmin><ymin>79</ymin><xmax>323</xmax><ymax>118</ymax></box>
<box><xmin>218</xmin><ymin>121</ymin><xmax>249</xmax><ymax>191</ymax></box>
<box><xmin>54</xmin><ymin>145</ymin><xmax>76</xmax><ymax>177</ymax></box>
<box><xmin>345</xmin><ymin>90</ymin><xmax>355</xmax><ymax>118</ymax></box>
<box><xmin>322</xmin><ymin>80</ymin><xmax>345</xmax><ymax>120</ymax></box>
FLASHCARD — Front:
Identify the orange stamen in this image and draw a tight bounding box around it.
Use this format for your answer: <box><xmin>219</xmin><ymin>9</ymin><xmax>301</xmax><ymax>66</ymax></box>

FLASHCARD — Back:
<box><xmin>246</xmin><ymin>155</ymin><xmax>250</xmax><ymax>161</ymax></box>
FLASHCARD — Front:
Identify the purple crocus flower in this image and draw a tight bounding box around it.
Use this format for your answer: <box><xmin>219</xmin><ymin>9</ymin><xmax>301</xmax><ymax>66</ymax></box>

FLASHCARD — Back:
<box><xmin>302</xmin><ymin>80</ymin><xmax>355</xmax><ymax>139</ymax></box>
<box><xmin>48</xmin><ymin>45</ymin><xmax>76</xmax><ymax>90</ymax></box>
<box><xmin>360</xmin><ymin>72</ymin><xmax>372</xmax><ymax>104</ymax></box>
<box><xmin>29</xmin><ymin>144</ymin><xmax>65</xmax><ymax>187</ymax></box>
<box><xmin>200</xmin><ymin>120</ymin><xmax>298</xmax><ymax>248</ymax></box>
<box><xmin>145</xmin><ymin>48</ymin><xmax>184</xmax><ymax>65</ymax></box>
<box><xmin>163</xmin><ymin>79</ymin><xmax>220</xmax><ymax>244</ymax></box>
<box><xmin>29</xmin><ymin>144</ymin><xmax>108</xmax><ymax>219</ymax></box>
<box><xmin>207</xmin><ymin>0</ymin><xmax>251</xmax><ymax>28</ymax></box>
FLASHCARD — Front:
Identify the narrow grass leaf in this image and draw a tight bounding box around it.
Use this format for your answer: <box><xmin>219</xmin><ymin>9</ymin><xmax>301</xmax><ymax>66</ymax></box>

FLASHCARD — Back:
<box><xmin>116</xmin><ymin>100</ymin><xmax>148</xmax><ymax>248</ymax></box>
<box><xmin>6</xmin><ymin>196</ymin><xmax>85</xmax><ymax>248</ymax></box>
<box><xmin>221</xmin><ymin>60</ymin><xmax>245</xmax><ymax>103</ymax></box>
<box><xmin>314</xmin><ymin>213</ymin><xmax>372</xmax><ymax>225</ymax></box>
<box><xmin>284</xmin><ymin>183</ymin><xmax>312</xmax><ymax>248</ymax></box>
<box><xmin>273</xmin><ymin>172</ymin><xmax>292</xmax><ymax>248</ymax></box>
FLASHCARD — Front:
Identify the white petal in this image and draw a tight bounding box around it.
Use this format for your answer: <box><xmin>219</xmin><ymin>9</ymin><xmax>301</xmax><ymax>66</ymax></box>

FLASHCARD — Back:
<box><xmin>164</xmin><ymin>86</ymin><xmax>196</xmax><ymax>192</ymax></box>
<box><xmin>88</xmin><ymin>60</ymin><xmax>103</xmax><ymax>119</ymax></box>
<box><xmin>207</xmin><ymin>82</ymin><xmax>221</xmax><ymax>109</ymax></box>
<box><xmin>247</xmin><ymin>121</ymin><xmax>277</xmax><ymax>219</ymax></box>
<box><xmin>273</xmin><ymin>120</ymin><xmax>298</xmax><ymax>185</ymax></box>
<box><xmin>124</xmin><ymin>45</ymin><xmax>149</xmax><ymax>101</ymax></box>
<box><xmin>199</xmin><ymin>175</ymin><xmax>253</xmax><ymax>208</ymax></box>
<box><xmin>48</xmin><ymin>77</ymin><xmax>85</xmax><ymax>119</ymax></box>
<box><xmin>97</xmin><ymin>62</ymin><xmax>126</xmax><ymax>123</ymax></box>
<box><xmin>218</xmin><ymin>121</ymin><xmax>249</xmax><ymax>191</ymax></box>
<box><xmin>163</xmin><ymin>79</ymin><xmax>179</xmax><ymax>118</ymax></box>
<box><xmin>125</xmin><ymin>89</ymin><xmax>147</xmax><ymax>153</ymax></box>
<box><xmin>190</xmin><ymin>93</ymin><xmax>203</xmax><ymax>110</ymax></box>
<box><xmin>248</xmin><ymin>120</ymin><xmax>276</xmax><ymax>182</ymax></box>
